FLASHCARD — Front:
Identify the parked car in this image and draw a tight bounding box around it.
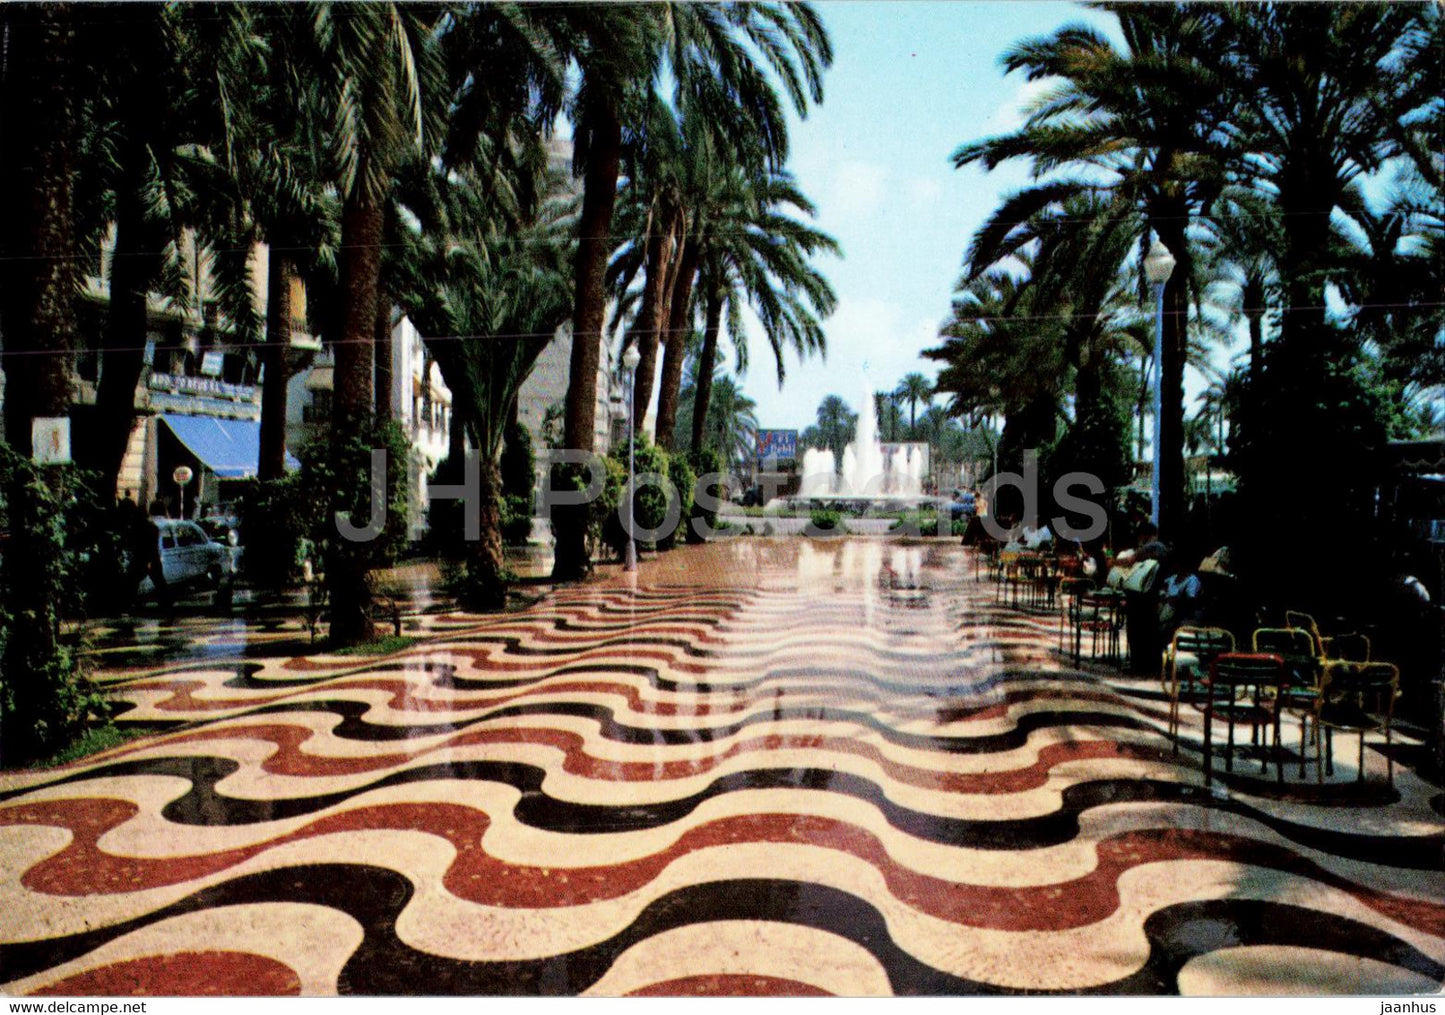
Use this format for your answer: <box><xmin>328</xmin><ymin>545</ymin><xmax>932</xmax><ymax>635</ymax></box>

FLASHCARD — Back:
<box><xmin>198</xmin><ymin>513</ymin><xmax>243</xmax><ymax>572</ymax></box>
<box><xmin>134</xmin><ymin>519</ymin><xmax>234</xmax><ymax>596</ymax></box>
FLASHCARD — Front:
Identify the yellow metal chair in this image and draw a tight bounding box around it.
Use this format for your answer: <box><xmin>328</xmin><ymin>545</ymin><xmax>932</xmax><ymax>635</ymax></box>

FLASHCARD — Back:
<box><xmin>1313</xmin><ymin>661</ymin><xmax>1401</xmax><ymax>786</ymax></box>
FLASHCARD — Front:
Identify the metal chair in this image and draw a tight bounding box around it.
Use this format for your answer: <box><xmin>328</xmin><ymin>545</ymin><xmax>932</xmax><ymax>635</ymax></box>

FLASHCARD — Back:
<box><xmin>1284</xmin><ymin>609</ymin><xmax>1336</xmax><ymax>658</ymax></box>
<box><xmin>1058</xmin><ymin>577</ymin><xmax>1094</xmax><ymax>653</ymax></box>
<box><xmin>1204</xmin><ymin>652</ymin><xmax>1287</xmax><ymax>786</ymax></box>
<box><xmin>1073</xmin><ymin>588</ymin><xmax>1124</xmax><ymax>667</ymax></box>
<box><xmin>1313</xmin><ymin>661</ymin><xmax>1401</xmax><ymax>786</ymax></box>
<box><xmin>1162</xmin><ymin>626</ymin><xmax>1236</xmax><ymax>752</ymax></box>
<box><xmin>1329</xmin><ymin>632</ymin><xmax>1372</xmax><ymax>663</ymax></box>
<box><xmin>1253</xmin><ymin>626</ymin><xmax>1322</xmax><ymax>778</ymax></box>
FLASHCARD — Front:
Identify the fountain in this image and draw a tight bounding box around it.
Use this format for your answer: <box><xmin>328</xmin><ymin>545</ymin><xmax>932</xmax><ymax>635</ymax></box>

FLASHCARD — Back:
<box><xmin>799</xmin><ymin>447</ymin><xmax>836</xmax><ymax>497</ymax></box>
<box><xmin>781</xmin><ymin>386</ymin><xmax>942</xmax><ymax>512</ymax></box>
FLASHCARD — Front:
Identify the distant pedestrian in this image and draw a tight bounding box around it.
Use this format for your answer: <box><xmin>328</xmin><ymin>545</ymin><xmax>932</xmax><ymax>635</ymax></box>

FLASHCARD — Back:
<box><xmin>134</xmin><ymin>499</ymin><xmax>171</xmax><ymax>610</ymax></box>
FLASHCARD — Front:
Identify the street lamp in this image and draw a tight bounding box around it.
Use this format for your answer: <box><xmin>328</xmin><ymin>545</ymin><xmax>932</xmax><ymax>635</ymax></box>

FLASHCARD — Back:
<box><xmin>622</xmin><ymin>343</ymin><xmax>641</xmax><ymax>572</ymax></box>
<box><xmin>1143</xmin><ymin>239</ymin><xmax>1176</xmax><ymax>530</ymax></box>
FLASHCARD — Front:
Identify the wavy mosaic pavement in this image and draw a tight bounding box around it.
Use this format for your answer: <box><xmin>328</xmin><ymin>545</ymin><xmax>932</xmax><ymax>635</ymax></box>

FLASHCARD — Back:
<box><xmin>2</xmin><ymin>539</ymin><xmax>1442</xmax><ymax>996</ymax></box>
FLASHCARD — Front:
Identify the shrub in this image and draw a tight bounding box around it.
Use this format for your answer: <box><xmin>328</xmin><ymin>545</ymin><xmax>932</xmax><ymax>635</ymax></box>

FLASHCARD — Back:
<box><xmin>237</xmin><ymin>476</ymin><xmax>307</xmax><ymax>589</ymax></box>
<box><xmin>661</xmin><ymin>453</ymin><xmax>696</xmax><ymax>550</ymax></box>
<box><xmin>888</xmin><ymin>509</ymin><xmax>952</xmax><ymax>537</ymax></box>
<box><xmin>500</xmin><ymin>419</ymin><xmax>536</xmax><ymax>505</ymax></box>
<box><xmin>687</xmin><ymin>447</ymin><xmax>725</xmax><ymax>543</ymax></box>
<box><xmin>426</xmin><ymin>448</ymin><xmax>469</xmax><ymax>556</ymax></box>
<box><xmin>0</xmin><ymin>447</ymin><xmax>106</xmax><ymax>765</ymax></box>
<box><xmin>302</xmin><ymin>418</ymin><xmax>412</xmax><ymax>560</ymax></box>
<box><xmin>808</xmin><ymin>507</ymin><xmax>845</xmax><ymax>536</ymax></box>
<box><xmin>610</xmin><ymin>435</ymin><xmax>672</xmax><ymax>549</ymax></box>
<box><xmin>501</xmin><ymin>492</ymin><xmax>534</xmax><ymax>546</ymax></box>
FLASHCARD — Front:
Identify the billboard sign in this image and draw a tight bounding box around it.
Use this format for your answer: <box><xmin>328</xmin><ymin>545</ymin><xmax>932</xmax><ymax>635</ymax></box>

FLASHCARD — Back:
<box><xmin>31</xmin><ymin>417</ymin><xmax>71</xmax><ymax>464</ymax></box>
<box><xmin>756</xmin><ymin>429</ymin><xmax>798</xmax><ymax>461</ymax></box>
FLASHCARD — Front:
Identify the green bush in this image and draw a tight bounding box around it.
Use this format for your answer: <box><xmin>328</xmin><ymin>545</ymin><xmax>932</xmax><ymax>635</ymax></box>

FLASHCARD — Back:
<box><xmin>500</xmin><ymin>419</ymin><xmax>536</xmax><ymax>503</ymax></box>
<box><xmin>609</xmin><ymin>435</ymin><xmax>673</xmax><ymax>550</ymax></box>
<box><xmin>591</xmin><ymin>455</ymin><xmax>628</xmax><ymax>560</ymax></box>
<box><xmin>808</xmin><ymin>507</ymin><xmax>846</xmax><ymax>535</ymax></box>
<box><xmin>237</xmin><ymin>476</ymin><xmax>307</xmax><ymax>588</ymax></box>
<box><xmin>661</xmin><ymin>453</ymin><xmax>696</xmax><ymax>550</ymax></box>
<box><xmin>0</xmin><ymin>447</ymin><xmax>106</xmax><ymax>766</ymax></box>
<box><xmin>501</xmin><ymin>492</ymin><xmax>533</xmax><ymax>546</ymax></box>
<box><xmin>687</xmin><ymin>447</ymin><xmax>724</xmax><ymax>543</ymax></box>
<box><xmin>305</xmin><ymin>418</ymin><xmax>412</xmax><ymax>579</ymax></box>
<box><xmin>426</xmin><ymin>448</ymin><xmax>469</xmax><ymax>556</ymax></box>
<box><xmin>888</xmin><ymin>509</ymin><xmax>952</xmax><ymax>537</ymax></box>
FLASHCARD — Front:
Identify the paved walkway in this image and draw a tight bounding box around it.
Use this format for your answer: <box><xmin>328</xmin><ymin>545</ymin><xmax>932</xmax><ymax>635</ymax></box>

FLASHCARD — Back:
<box><xmin>1</xmin><ymin>539</ymin><xmax>1441</xmax><ymax>995</ymax></box>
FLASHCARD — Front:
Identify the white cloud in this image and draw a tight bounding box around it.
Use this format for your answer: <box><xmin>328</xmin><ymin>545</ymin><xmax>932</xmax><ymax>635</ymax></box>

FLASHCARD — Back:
<box><xmin>906</xmin><ymin>176</ymin><xmax>944</xmax><ymax>207</ymax></box>
<box><xmin>983</xmin><ymin>76</ymin><xmax>1059</xmax><ymax>135</ymax></box>
<box><xmin>742</xmin><ymin>298</ymin><xmax>947</xmax><ymax>428</ymax></box>
<box><xmin>825</xmin><ymin>161</ymin><xmax>888</xmax><ymax>221</ymax></box>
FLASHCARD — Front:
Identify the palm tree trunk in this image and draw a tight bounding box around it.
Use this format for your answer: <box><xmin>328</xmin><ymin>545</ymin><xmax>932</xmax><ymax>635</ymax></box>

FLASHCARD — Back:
<box><xmin>334</xmin><ymin>189</ymin><xmax>381</xmax><ymax>422</ymax></box>
<box><xmin>1155</xmin><ymin>218</ymin><xmax>1190</xmax><ymax>543</ymax></box>
<box><xmin>464</xmin><ymin>454</ymin><xmax>507</xmax><ymax>611</ymax></box>
<box><xmin>653</xmin><ymin>235</ymin><xmax>700</xmax><ymax>451</ymax></box>
<box><xmin>554</xmin><ymin>97</ymin><xmax>621</xmax><ymax>580</ymax></box>
<box><xmin>328</xmin><ymin>183</ymin><xmax>385</xmax><ymax>646</ymax></box>
<box><xmin>374</xmin><ymin>291</ymin><xmax>393</xmax><ymax>421</ymax></box>
<box><xmin>690</xmin><ymin>288</ymin><xmax>724</xmax><ymax>455</ymax></box>
<box><xmin>259</xmin><ymin>251</ymin><xmax>292</xmax><ymax>481</ymax></box>
<box><xmin>629</xmin><ymin>210</ymin><xmax>672</xmax><ymax>431</ymax></box>
<box><xmin>1277</xmin><ymin>186</ymin><xmax>1334</xmax><ymax>352</ymax></box>
<box><xmin>0</xmin><ymin>3</ymin><xmax>78</xmax><ymax>454</ymax></box>
<box><xmin>94</xmin><ymin>180</ymin><xmax>153</xmax><ymax>495</ymax></box>
<box><xmin>1244</xmin><ymin>277</ymin><xmax>1264</xmax><ymax>390</ymax></box>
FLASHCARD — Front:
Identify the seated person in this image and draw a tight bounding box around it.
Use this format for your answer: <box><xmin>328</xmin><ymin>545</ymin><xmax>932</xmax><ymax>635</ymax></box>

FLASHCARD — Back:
<box><xmin>1157</xmin><ymin>552</ymin><xmax>1204</xmax><ymax>637</ymax></box>
<box><xmin>949</xmin><ymin>488</ymin><xmax>978</xmax><ymax>520</ymax></box>
<box><xmin>1021</xmin><ymin>521</ymin><xmax>1053</xmax><ymax>550</ymax></box>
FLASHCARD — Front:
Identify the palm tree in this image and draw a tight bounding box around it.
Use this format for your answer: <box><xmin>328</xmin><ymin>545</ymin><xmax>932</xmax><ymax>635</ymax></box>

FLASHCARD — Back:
<box><xmin>1199</xmin><ymin>5</ymin><xmax>1436</xmax><ymax>600</ymax></box>
<box><xmin>199</xmin><ymin>5</ymin><xmax>340</xmax><ymax>481</ymax></box>
<box><xmin>953</xmin><ymin>5</ymin><xmax>1231</xmax><ymax>539</ymax></box>
<box><xmin>311</xmin><ymin>2</ymin><xmax>444</xmax><ymax>644</ymax></box>
<box><xmin>928</xmin><ymin>263</ymin><xmax>1062</xmax><ymax>485</ymax></box>
<box><xmin>1206</xmin><ymin>4</ymin><xmax>1435</xmax><ymax>352</ymax></box>
<box><xmin>395</xmin><ymin>182</ymin><xmax>573</xmax><ymax>608</ymax></box>
<box><xmin>676</xmin><ymin>369</ymin><xmax>757</xmax><ymax>471</ymax></box>
<box><xmin>0</xmin><ymin>3</ymin><xmax>86</xmax><ymax>765</ymax></box>
<box><xmin>80</xmin><ymin>3</ymin><xmax>224</xmax><ymax>492</ymax></box>
<box><xmin>810</xmin><ymin>394</ymin><xmax>856</xmax><ymax>463</ymax></box>
<box><xmin>683</xmin><ymin>163</ymin><xmax>837</xmax><ymax>456</ymax></box>
<box><xmin>609</xmin><ymin>96</ymin><xmax>689</xmax><ymax>433</ymax></box>
<box><xmin>0</xmin><ymin>4</ymin><xmax>81</xmax><ymax>454</ymax></box>
<box><xmin>1197</xmin><ymin>187</ymin><xmax>1280</xmax><ymax>395</ymax></box>
<box><xmin>874</xmin><ymin>391</ymin><xmax>903</xmax><ymax>443</ymax></box>
<box><xmin>897</xmin><ymin>372</ymin><xmax>932</xmax><ymax>435</ymax></box>
<box><xmin>548</xmin><ymin>3</ymin><xmax>831</xmax><ymax>577</ymax></box>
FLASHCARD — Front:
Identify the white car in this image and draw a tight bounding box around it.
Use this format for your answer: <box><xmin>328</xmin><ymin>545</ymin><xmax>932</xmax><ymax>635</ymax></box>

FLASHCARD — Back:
<box><xmin>136</xmin><ymin>519</ymin><xmax>234</xmax><ymax>595</ymax></box>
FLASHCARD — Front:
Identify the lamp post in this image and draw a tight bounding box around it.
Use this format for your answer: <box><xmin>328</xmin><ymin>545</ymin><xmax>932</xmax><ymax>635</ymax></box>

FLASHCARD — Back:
<box><xmin>622</xmin><ymin>344</ymin><xmax>641</xmax><ymax>572</ymax></box>
<box><xmin>1143</xmin><ymin>239</ymin><xmax>1176</xmax><ymax>531</ymax></box>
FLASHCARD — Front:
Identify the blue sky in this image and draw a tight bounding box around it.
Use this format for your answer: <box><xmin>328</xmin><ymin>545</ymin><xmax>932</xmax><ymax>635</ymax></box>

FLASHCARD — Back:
<box><xmin>734</xmin><ymin>1</ymin><xmax>1127</xmax><ymax>431</ymax></box>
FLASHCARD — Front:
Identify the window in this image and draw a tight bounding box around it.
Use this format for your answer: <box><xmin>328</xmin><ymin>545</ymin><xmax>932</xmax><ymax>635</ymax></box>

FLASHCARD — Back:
<box><xmin>303</xmin><ymin>390</ymin><xmax>332</xmax><ymax>423</ymax></box>
<box><xmin>177</xmin><ymin>524</ymin><xmax>209</xmax><ymax>547</ymax></box>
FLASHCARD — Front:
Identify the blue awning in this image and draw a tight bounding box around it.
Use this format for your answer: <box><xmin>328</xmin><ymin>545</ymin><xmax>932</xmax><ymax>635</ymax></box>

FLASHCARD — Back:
<box><xmin>160</xmin><ymin>414</ymin><xmax>299</xmax><ymax>479</ymax></box>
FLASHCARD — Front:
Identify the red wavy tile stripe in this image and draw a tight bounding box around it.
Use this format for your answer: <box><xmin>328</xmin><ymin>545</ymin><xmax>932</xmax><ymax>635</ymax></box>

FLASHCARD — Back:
<box><xmin>5</xmin><ymin>798</ymin><xmax>1441</xmax><ymax>937</ymax></box>
<box><xmin>28</xmin><ymin>952</ymin><xmax>301</xmax><ymax>996</ymax></box>
<box><xmin>81</xmin><ymin>719</ymin><xmax>1175</xmax><ymax>792</ymax></box>
<box><xmin>627</xmin><ymin>975</ymin><xmax>832</xmax><ymax>996</ymax></box>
